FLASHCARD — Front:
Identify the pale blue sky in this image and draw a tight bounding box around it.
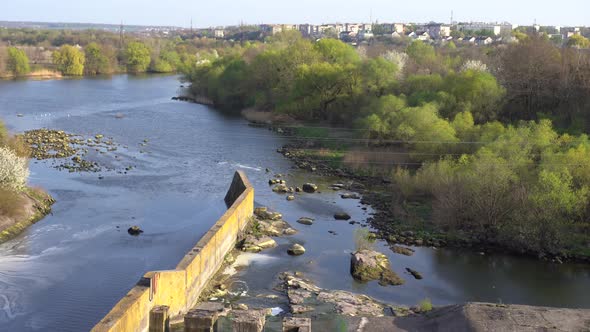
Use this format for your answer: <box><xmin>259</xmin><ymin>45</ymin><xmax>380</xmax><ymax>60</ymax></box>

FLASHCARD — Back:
<box><xmin>3</xmin><ymin>0</ymin><xmax>588</xmax><ymax>27</ymax></box>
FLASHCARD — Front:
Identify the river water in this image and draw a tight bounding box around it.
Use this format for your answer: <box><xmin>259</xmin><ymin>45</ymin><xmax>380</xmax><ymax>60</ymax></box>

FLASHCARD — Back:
<box><xmin>0</xmin><ymin>75</ymin><xmax>588</xmax><ymax>331</ymax></box>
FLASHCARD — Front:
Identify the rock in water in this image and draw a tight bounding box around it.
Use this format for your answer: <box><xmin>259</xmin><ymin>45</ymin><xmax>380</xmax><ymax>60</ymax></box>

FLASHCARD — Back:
<box><xmin>128</xmin><ymin>226</ymin><xmax>143</xmax><ymax>236</ymax></box>
<box><xmin>288</xmin><ymin>244</ymin><xmax>306</xmax><ymax>256</ymax></box>
<box><xmin>302</xmin><ymin>183</ymin><xmax>318</xmax><ymax>193</ymax></box>
<box><xmin>297</xmin><ymin>217</ymin><xmax>315</xmax><ymax>225</ymax></box>
<box><xmin>340</xmin><ymin>193</ymin><xmax>361</xmax><ymax>199</ymax></box>
<box><xmin>272</xmin><ymin>184</ymin><xmax>289</xmax><ymax>193</ymax></box>
<box><xmin>286</xmin><ymin>195</ymin><xmax>295</xmax><ymax>201</ymax></box>
<box><xmin>241</xmin><ymin>235</ymin><xmax>277</xmax><ymax>252</ymax></box>
<box><xmin>334</xmin><ymin>212</ymin><xmax>351</xmax><ymax>220</ymax></box>
<box><xmin>350</xmin><ymin>249</ymin><xmax>404</xmax><ymax>285</ymax></box>
<box><xmin>406</xmin><ymin>268</ymin><xmax>423</xmax><ymax>280</ymax></box>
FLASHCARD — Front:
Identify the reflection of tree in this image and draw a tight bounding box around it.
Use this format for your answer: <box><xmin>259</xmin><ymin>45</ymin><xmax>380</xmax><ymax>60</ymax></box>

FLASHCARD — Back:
<box><xmin>429</xmin><ymin>248</ymin><xmax>590</xmax><ymax>307</ymax></box>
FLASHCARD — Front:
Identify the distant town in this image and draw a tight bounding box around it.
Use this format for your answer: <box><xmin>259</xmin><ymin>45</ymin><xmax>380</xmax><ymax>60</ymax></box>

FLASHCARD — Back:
<box><xmin>1</xmin><ymin>20</ymin><xmax>588</xmax><ymax>47</ymax></box>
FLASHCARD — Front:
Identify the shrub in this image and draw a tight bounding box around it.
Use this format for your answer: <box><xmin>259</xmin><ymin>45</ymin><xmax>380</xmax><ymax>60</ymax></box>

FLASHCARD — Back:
<box><xmin>354</xmin><ymin>228</ymin><xmax>375</xmax><ymax>251</ymax></box>
<box><xmin>418</xmin><ymin>298</ymin><xmax>433</xmax><ymax>312</ymax></box>
<box><xmin>0</xmin><ymin>147</ymin><xmax>29</xmax><ymax>191</ymax></box>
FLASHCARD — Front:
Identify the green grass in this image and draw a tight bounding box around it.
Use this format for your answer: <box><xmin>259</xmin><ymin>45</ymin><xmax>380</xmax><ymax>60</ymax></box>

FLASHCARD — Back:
<box><xmin>294</xmin><ymin>126</ymin><xmax>330</xmax><ymax>139</ymax></box>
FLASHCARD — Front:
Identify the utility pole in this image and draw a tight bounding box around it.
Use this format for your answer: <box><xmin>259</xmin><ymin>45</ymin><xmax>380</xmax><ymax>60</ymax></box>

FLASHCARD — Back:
<box><xmin>190</xmin><ymin>18</ymin><xmax>193</xmax><ymax>34</ymax></box>
<box><xmin>450</xmin><ymin>10</ymin><xmax>454</xmax><ymax>25</ymax></box>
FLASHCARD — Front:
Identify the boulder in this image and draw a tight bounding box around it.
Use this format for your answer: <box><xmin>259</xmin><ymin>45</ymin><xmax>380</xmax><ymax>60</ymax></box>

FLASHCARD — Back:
<box><xmin>272</xmin><ymin>184</ymin><xmax>289</xmax><ymax>193</ymax></box>
<box><xmin>297</xmin><ymin>217</ymin><xmax>314</xmax><ymax>225</ymax></box>
<box><xmin>127</xmin><ymin>226</ymin><xmax>143</xmax><ymax>236</ymax></box>
<box><xmin>350</xmin><ymin>249</ymin><xmax>404</xmax><ymax>286</ymax></box>
<box><xmin>286</xmin><ymin>195</ymin><xmax>295</xmax><ymax>201</ymax></box>
<box><xmin>334</xmin><ymin>212</ymin><xmax>351</xmax><ymax>220</ymax></box>
<box><xmin>288</xmin><ymin>244</ymin><xmax>306</xmax><ymax>256</ymax></box>
<box><xmin>302</xmin><ymin>183</ymin><xmax>318</xmax><ymax>193</ymax></box>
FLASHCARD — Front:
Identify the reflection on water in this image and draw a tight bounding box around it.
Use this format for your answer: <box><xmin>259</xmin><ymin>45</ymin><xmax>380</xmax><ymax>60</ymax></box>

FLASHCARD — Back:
<box><xmin>0</xmin><ymin>75</ymin><xmax>588</xmax><ymax>331</ymax></box>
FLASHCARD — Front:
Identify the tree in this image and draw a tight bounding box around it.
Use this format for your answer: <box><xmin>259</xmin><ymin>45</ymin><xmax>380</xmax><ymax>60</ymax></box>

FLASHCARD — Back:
<box><xmin>567</xmin><ymin>34</ymin><xmax>590</xmax><ymax>48</ymax></box>
<box><xmin>361</xmin><ymin>57</ymin><xmax>399</xmax><ymax>97</ymax></box>
<box><xmin>313</xmin><ymin>38</ymin><xmax>361</xmax><ymax>64</ymax></box>
<box><xmin>52</xmin><ymin>45</ymin><xmax>85</xmax><ymax>76</ymax></box>
<box><xmin>124</xmin><ymin>41</ymin><xmax>151</xmax><ymax>73</ymax></box>
<box><xmin>6</xmin><ymin>47</ymin><xmax>30</xmax><ymax>76</ymax></box>
<box><xmin>0</xmin><ymin>146</ymin><xmax>29</xmax><ymax>192</ymax></box>
<box><xmin>84</xmin><ymin>42</ymin><xmax>111</xmax><ymax>75</ymax></box>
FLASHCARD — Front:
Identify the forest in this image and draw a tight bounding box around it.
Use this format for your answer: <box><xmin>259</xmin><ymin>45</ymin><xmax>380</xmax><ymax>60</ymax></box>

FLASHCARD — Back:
<box><xmin>184</xmin><ymin>30</ymin><xmax>590</xmax><ymax>257</ymax></box>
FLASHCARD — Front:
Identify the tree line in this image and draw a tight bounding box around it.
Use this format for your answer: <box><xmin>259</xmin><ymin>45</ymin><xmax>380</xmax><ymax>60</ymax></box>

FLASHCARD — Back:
<box><xmin>0</xmin><ymin>28</ymin><xmax>212</xmax><ymax>77</ymax></box>
<box><xmin>183</xmin><ymin>31</ymin><xmax>590</xmax><ymax>257</ymax></box>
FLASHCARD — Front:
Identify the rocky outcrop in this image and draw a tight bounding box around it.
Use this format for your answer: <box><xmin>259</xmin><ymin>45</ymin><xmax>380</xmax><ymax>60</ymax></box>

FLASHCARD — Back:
<box><xmin>281</xmin><ymin>272</ymin><xmax>397</xmax><ymax>317</ymax></box>
<box><xmin>253</xmin><ymin>207</ymin><xmax>298</xmax><ymax>237</ymax></box>
<box><xmin>241</xmin><ymin>235</ymin><xmax>277</xmax><ymax>252</ymax></box>
<box><xmin>350</xmin><ymin>250</ymin><xmax>404</xmax><ymax>286</ymax></box>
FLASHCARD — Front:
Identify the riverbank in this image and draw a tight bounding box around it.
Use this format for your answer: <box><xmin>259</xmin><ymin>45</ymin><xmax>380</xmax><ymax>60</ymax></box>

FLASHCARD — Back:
<box><xmin>0</xmin><ymin>187</ymin><xmax>54</xmax><ymax>244</ymax></box>
<box><xmin>0</xmin><ymin>69</ymin><xmax>62</xmax><ymax>80</ymax></box>
<box><xmin>172</xmin><ymin>91</ymin><xmax>590</xmax><ymax>263</ymax></box>
<box><xmin>276</xmin><ymin>139</ymin><xmax>590</xmax><ymax>264</ymax></box>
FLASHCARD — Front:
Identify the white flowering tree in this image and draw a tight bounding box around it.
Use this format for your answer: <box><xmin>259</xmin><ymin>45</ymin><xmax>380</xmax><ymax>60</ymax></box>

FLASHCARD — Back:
<box><xmin>382</xmin><ymin>50</ymin><xmax>408</xmax><ymax>78</ymax></box>
<box><xmin>0</xmin><ymin>147</ymin><xmax>29</xmax><ymax>191</ymax></box>
<box><xmin>461</xmin><ymin>60</ymin><xmax>488</xmax><ymax>72</ymax></box>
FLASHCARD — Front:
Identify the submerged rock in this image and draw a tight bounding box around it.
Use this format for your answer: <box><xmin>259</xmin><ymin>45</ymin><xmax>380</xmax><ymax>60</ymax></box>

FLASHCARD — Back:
<box><xmin>302</xmin><ymin>183</ymin><xmax>318</xmax><ymax>193</ymax></box>
<box><xmin>297</xmin><ymin>217</ymin><xmax>314</xmax><ymax>226</ymax></box>
<box><xmin>128</xmin><ymin>226</ymin><xmax>143</xmax><ymax>236</ymax></box>
<box><xmin>350</xmin><ymin>249</ymin><xmax>404</xmax><ymax>286</ymax></box>
<box><xmin>288</xmin><ymin>244</ymin><xmax>306</xmax><ymax>256</ymax></box>
<box><xmin>334</xmin><ymin>212</ymin><xmax>351</xmax><ymax>220</ymax></box>
<box><xmin>406</xmin><ymin>268</ymin><xmax>423</xmax><ymax>280</ymax></box>
<box><xmin>390</xmin><ymin>245</ymin><xmax>415</xmax><ymax>256</ymax></box>
<box><xmin>286</xmin><ymin>195</ymin><xmax>295</xmax><ymax>201</ymax></box>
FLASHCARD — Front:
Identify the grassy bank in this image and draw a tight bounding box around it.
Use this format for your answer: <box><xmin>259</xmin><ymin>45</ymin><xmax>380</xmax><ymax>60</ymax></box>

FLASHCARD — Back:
<box><xmin>0</xmin><ymin>187</ymin><xmax>55</xmax><ymax>244</ymax></box>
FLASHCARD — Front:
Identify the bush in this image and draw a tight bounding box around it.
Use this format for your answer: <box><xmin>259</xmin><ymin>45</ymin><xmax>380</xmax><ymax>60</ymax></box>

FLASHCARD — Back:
<box><xmin>354</xmin><ymin>228</ymin><xmax>375</xmax><ymax>251</ymax></box>
<box><xmin>0</xmin><ymin>147</ymin><xmax>29</xmax><ymax>191</ymax></box>
<box><xmin>418</xmin><ymin>298</ymin><xmax>433</xmax><ymax>312</ymax></box>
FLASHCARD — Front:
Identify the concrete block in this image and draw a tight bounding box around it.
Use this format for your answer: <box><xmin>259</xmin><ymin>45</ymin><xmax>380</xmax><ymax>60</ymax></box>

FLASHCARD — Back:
<box><xmin>149</xmin><ymin>305</ymin><xmax>170</xmax><ymax>332</ymax></box>
<box><xmin>231</xmin><ymin>310</ymin><xmax>266</xmax><ymax>332</ymax></box>
<box><xmin>184</xmin><ymin>308</ymin><xmax>219</xmax><ymax>332</ymax></box>
<box><xmin>283</xmin><ymin>317</ymin><xmax>311</xmax><ymax>332</ymax></box>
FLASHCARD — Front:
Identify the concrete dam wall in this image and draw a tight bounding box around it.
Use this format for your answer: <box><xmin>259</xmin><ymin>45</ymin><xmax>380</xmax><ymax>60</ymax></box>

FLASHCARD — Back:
<box><xmin>91</xmin><ymin>171</ymin><xmax>254</xmax><ymax>332</ymax></box>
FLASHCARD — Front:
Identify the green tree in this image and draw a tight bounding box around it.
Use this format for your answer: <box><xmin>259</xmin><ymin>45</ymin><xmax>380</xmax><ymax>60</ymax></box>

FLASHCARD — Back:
<box><xmin>566</xmin><ymin>34</ymin><xmax>590</xmax><ymax>48</ymax></box>
<box><xmin>405</xmin><ymin>41</ymin><xmax>436</xmax><ymax>67</ymax></box>
<box><xmin>124</xmin><ymin>41</ymin><xmax>151</xmax><ymax>73</ymax></box>
<box><xmin>313</xmin><ymin>38</ymin><xmax>360</xmax><ymax>64</ymax></box>
<box><xmin>84</xmin><ymin>42</ymin><xmax>111</xmax><ymax>75</ymax></box>
<box><xmin>361</xmin><ymin>57</ymin><xmax>399</xmax><ymax>97</ymax></box>
<box><xmin>52</xmin><ymin>45</ymin><xmax>85</xmax><ymax>76</ymax></box>
<box><xmin>6</xmin><ymin>47</ymin><xmax>30</xmax><ymax>76</ymax></box>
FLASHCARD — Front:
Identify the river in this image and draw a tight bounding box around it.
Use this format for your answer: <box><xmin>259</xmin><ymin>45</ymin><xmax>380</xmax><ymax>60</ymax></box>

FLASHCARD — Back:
<box><xmin>0</xmin><ymin>75</ymin><xmax>588</xmax><ymax>331</ymax></box>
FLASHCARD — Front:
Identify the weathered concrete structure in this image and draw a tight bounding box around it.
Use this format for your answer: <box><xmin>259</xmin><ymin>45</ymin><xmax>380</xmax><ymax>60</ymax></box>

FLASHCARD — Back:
<box><xmin>92</xmin><ymin>171</ymin><xmax>254</xmax><ymax>332</ymax></box>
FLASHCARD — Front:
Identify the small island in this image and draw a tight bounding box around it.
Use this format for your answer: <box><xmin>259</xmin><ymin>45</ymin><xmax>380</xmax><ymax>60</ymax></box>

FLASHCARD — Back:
<box><xmin>0</xmin><ymin>119</ymin><xmax>54</xmax><ymax>244</ymax></box>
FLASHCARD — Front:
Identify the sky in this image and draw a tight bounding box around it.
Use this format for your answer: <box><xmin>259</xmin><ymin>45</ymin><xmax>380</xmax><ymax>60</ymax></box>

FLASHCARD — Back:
<box><xmin>3</xmin><ymin>0</ymin><xmax>589</xmax><ymax>28</ymax></box>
